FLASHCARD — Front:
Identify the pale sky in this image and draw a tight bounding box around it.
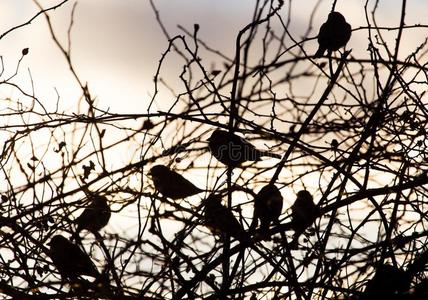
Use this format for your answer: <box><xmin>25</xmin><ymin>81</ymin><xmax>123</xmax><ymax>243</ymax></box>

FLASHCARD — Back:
<box><xmin>1</xmin><ymin>1</ymin><xmax>427</xmax><ymax>291</ymax></box>
<box><xmin>1</xmin><ymin>0</ymin><xmax>427</xmax><ymax>209</ymax></box>
<box><xmin>1</xmin><ymin>0</ymin><xmax>426</xmax><ymax>115</ymax></box>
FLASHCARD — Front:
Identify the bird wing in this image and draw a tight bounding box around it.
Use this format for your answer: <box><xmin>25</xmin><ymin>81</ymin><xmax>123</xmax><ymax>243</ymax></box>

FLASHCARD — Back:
<box><xmin>75</xmin><ymin>197</ymin><xmax>111</xmax><ymax>232</ymax></box>
<box><xmin>69</xmin><ymin>243</ymin><xmax>99</xmax><ymax>277</ymax></box>
<box><xmin>254</xmin><ymin>185</ymin><xmax>283</xmax><ymax>234</ymax></box>
<box><xmin>317</xmin><ymin>22</ymin><xmax>329</xmax><ymax>46</ymax></box>
<box><xmin>168</xmin><ymin>171</ymin><xmax>203</xmax><ymax>198</ymax></box>
<box><xmin>205</xmin><ymin>201</ymin><xmax>246</xmax><ymax>241</ymax></box>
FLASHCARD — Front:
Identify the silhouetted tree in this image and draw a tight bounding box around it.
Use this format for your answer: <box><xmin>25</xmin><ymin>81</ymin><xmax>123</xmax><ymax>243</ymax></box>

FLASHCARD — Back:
<box><xmin>1</xmin><ymin>0</ymin><xmax>428</xmax><ymax>299</ymax></box>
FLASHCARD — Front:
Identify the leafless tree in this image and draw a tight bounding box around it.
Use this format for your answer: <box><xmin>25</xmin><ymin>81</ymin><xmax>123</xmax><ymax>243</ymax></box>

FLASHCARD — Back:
<box><xmin>1</xmin><ymin>0</ymin><xmax>428</xmax><ymax>299</ymax></box>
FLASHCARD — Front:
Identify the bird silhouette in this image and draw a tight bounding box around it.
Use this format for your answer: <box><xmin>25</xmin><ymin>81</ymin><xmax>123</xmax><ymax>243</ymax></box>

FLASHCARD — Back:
<box><xmin>290</xmin><ymin>190</ymin><xmax>319</xmax><ymax>247</ymax></box>
<box><xmin>149</xmin><ymin>165</ymin><xmax>203</xmax><ymax>199</ymax></box>
<box><xmin>48</xmin><ymin>235</ymin><xmax>99</xmax><ymax>280</ymax></box>
<box><xmin>203</xmin><ymin>194</ymin><xmax>249</xmax><ymax>242</ymax></box>
<box><xmin>362</xmin><ymin>264</ymin><xmax>410</xmax><ymax>299</ymax></box>
<box><xmin>314</xmin><ymin>11</ymin><xmax>351</xmax><ymax>58</ymax></box>
<box><xmin>73</xmin><ymin>193</ymin><xmax>111</xmax><ymax>239</ymax></box>
<box><xmin>413</xmin><ymin>278</ymin><xmax>428</xmax><ymax>300</ymax></box>
<box><xmin>407</xmin><ymin>248</ymin><xmax>428</xmax><ymax>277</ymax></box>
<box><xmin>207</xmin><ymin>129</ymin><xmax>281</xmax><ymax>167</ymax></box>
<box><xmin>252</xmin><ymin>184</ymin><xmax>283</xmax><ymax>240</ymax></box>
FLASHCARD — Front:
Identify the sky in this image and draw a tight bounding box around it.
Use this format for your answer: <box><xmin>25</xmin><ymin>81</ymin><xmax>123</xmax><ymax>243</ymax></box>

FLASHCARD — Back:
<box><xmin>0</xmin><ymin>0</ymin><xmax>426</xmax><ymax>115</ymax></box>
<box><xmin>0</xmin><ymin>0</ymin><xmax>257</xmax><ymax>114</ymax></box>
<box><xmin>1</xmin><ymin>0</ymin><xmax>427</xmax><ymax>237</ymax></box>
<box><xmin>1</xmin><ymin>1</ymin><xmax>427</xmax><ymax>290</ymax></box>
<box><xmin>1</xmin><ymin>0</ymin><xmax>427</xmax><ymax>187</ymax></box>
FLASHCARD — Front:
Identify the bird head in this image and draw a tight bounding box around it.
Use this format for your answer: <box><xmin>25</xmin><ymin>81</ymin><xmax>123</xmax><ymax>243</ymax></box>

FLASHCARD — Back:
<box><xmin>202</xmin><ymin>194</ymin><xmax>223</xmax><ymax>207</ymax></box>
<box><xmin>328</xmin><ymin>11</ymin><xmax>346</xmax><ymax>23</ymax></box>
<box><xmin>148</xmin><ymin>165</ymin><xmax>169</xmax><ymax>177</ymax></box>
<box><xmin>261</xmin><ymin>184</ymin><xmax>281</xmax><ymax>195</ymax></box>
<box><xmin>207</xmin><ymin>129</ymin><xmax>225</xmax><ymax>143</ymax></box>
<box><xmin>296</xmin><ymin>190</ymin><xmax>313</xmax><ymax>203</ymax></box>
<box><xmin>48</xmin><ymin>234</ymin><xmax>68</xmax><ymax>248</ymax></box>
<box><xmin>90</xmin><ymin>194</ymin><xmax>109</xmax><ymax>206</ymax></box>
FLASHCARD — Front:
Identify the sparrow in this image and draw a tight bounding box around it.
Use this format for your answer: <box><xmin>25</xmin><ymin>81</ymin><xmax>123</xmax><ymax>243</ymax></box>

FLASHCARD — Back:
<box><xmin>362</xmin><ymin>264</ymin><xmax>410</xmax><ymax>299</ymax></box>
<box><xmin>74</xmin><ymin>193</ymin><xmax>111</xmax><ymax>238</ymax></box>
<box><xmin>407</xmin><ymin>248</ymin><xmax>428</xmax><ymax>277</ymax></box>
<box><xmin>413</xmin><ymin>278</ymin><xmax>428</xmax><ymax>299</ymax></box>
<box><xmin>314</xmin><ymin>11</ymin><xmax>351</xmax><ymax>58</ymax></box>
<box><xmin>149</xmin><ymin>165</ymin><xmax>203</xmax><ymax>199</ymax></box>
<box><xmin>252</xmin><ymin>184</ymin><xmax>283</xmax><ymax>239</ymax></box>
<box><xmin>48</xmin><ymin>235</ymin><xmax>99</xmax><ymax>280</ymax></box>
<box><xmin>202</xmin><ymin>194</ymin><xmax>249</xmax><ymax>242</ymax></box>
<box><xmin>207</xmin><ymin>129</ymin><xmax>281</xmax><ymax>167</ymax></box>
<box><xmin>290</xmin><ymin>190</ymin><xmax>319</xmax><ymax>246</ymax></box>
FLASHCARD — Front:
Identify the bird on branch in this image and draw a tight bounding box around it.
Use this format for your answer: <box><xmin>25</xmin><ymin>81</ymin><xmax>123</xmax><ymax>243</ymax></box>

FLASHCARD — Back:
<box><xmin>73</xmin><ymin>192</ymin><xmax>111</xmax><ymax>240</ymax></box>
<box><xmin>202</xmin><ymin>194</ymin><xmax>249</xmax><ymax>243</ymax></box>
<box><xmin>207</xmin><ymin>129</ymin><xmax>281</xmax><ymax>167</ymax></box>
<box><xmin>251</xmin><ymin>184</ymin><xmax>283</xmax><ymax>240</ymax></box>
<box><xmin>289</xmin><ymin>190</ymin><xmax>319</xmax><ymax>248</ymax></box>
<box><xmin>149</xmin><ymin>165</ymin><xmax>204</xmax><ymax>199</ymax></box>
<box><xmin>48</xmin><ymin>235</ymin><xmax>100</xmax><ymax>280</ymax></box>
<box><xmin>314</xmin><ymin>11</ymin><xmax>351</xmax><ymax>58</ymax></box>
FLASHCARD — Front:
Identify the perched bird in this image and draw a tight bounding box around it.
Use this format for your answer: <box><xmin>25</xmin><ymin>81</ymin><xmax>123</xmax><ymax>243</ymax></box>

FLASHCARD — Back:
<box><xmin>252</xmin><ymin>184</ymin><xmax>283</xmax><ymax>239</ymax></box>
<box><xmin>290</xmin><ymin>190</ymin><xmax>319</xmax><ymax>246</ymax></box>
<box><xmin>207</xmin><ymin>130</ymin><xmax>281</xmax><ymax>167</ymax></box>
<box><xmin>203</xmin><ymin>194</ymin><xmax>249</xmax><ymax>242</ymax></box>
<box><xmin>362</xmin><ymin>264</ymin><xmax>410</xmax><ymax>299</ymax></box>
<box><xmin>407</xmin><ymin>248</ymin><xmax>428</xmax><ymax>277</ymax></box>
<box><xmin>48</xmin><ymin>235</ymin><xmax>99</xmax><ymax>280</ymax></box>
<box><xmin>74</xmin><ymin>193</ymin><xmax>111</xmax><ymax>238</ymax></box>
<box><xmin>149</xmin><ymin>165</ymin><xmax>203</xmax><ymax>199</ymax></box>
<box><xmin>331</xmin><ymin>139</ymin><xmax>339</xmax><ymax>150</ymax></box>
<box><xmin>314</xmin><ymin>11</ymin><xmax>351</xmax><ymax>58</ymax></box>
<box><xmin>413</xmin><ymin>278</ymin><xmax>428</xmax><ymax>299</ymax></box>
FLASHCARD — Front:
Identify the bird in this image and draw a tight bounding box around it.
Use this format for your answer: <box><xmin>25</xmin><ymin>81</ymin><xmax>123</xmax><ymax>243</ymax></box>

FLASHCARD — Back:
<box><xmin>362</xmin><ymin>264</ymin><xmax>411</xmax><ymax>299</ymax></box>
<box><xmin>407</xmin><ymin>248</ymin><xmax>428</xmax><ymax>277</ymax></box>
<box><xmin>314</xmin><ymin>11</ymin><xmax>351</xmax><ymax>58</ymax></box>
<box><xmin>331</xmin><ymin>139</ymin><xmax>339</xmax><ymax>150</ymax></box>
<box><xmin>207</xmin><ymin>129</ymin><xmax>281</xmax><ymax>167</ymax></box>
<box><xmin>48</xmin><ymin>235</ymin><xmax>100</xmax><ymax>280</ymax></box>
<box><xmin>413</xmin><ymin>278</ymin><xmax>428</xmax><ymax>299</ymax></box>
<box><xmin>202</xmin><ymin>194</ymin><xmax>249</xmax><ymax>242</ymax></box>
<box><xmin>73</xmin><ymin>193</ymin><xmax>111</xmax><ymax>239</ymax></box>
<box><xmin>290</xmin><ymin>190</ymin><xmax>319</xmax><ymax>247</ymax></box>
<box><xmin>149</xmin><ymin>165</ymin><xmax>203</xmax><ymax>199</ymax></box>
<box><xmin>252</xmin><ymin>184</ymin><xmax>283</xmax><ymax>240</ymax></box>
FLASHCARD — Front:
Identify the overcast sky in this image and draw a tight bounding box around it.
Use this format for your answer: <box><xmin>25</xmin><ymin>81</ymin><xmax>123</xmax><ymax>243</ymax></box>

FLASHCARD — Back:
<box><xmin>1</xmin><ymin>0</ymin><xmax>427</xmax><ymax>248</ymax></box>
<box><xmin>1</xmin><ymin>0</ymin><xmax>426</xmax><ymax>116</ymax></box>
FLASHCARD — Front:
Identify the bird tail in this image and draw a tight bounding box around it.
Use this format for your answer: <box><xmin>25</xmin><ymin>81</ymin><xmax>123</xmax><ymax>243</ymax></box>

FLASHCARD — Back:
<box><xmin>238</xmin><ymin>231</ymin><xmax>252</xmax><ymax>245</ymax></box>
<box><xmin>314</xmin><ymin>46</ymin><xmax>325</xmax><ymax>58</ymax></box>
<box><xmin>249</xmin><ymin>218</ymin><xmax>272</xmax><ymax>241</ymax></box>
<box><xmin>71</xmin><ymin>228</ymin><xmax>82</xmax><ymax>243</ymax></box>
<box><xmin>248</xmin><ymin>221</ymin><xmax>257</xmax><ymax>235</ymax></box>
<box><xmin>229</xmin><ymin>226</ymin><xmax>252</xmax><ymax>245</ymax></box>
<box><xmin>94</xmin><ymin>271</ymin><xmax>110</xmax><ymax>288</ymax></box>
<box><xmin>258</xmin><ymin>223</ymin><xmax>272</xmax><ymax>241</ymax></box>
